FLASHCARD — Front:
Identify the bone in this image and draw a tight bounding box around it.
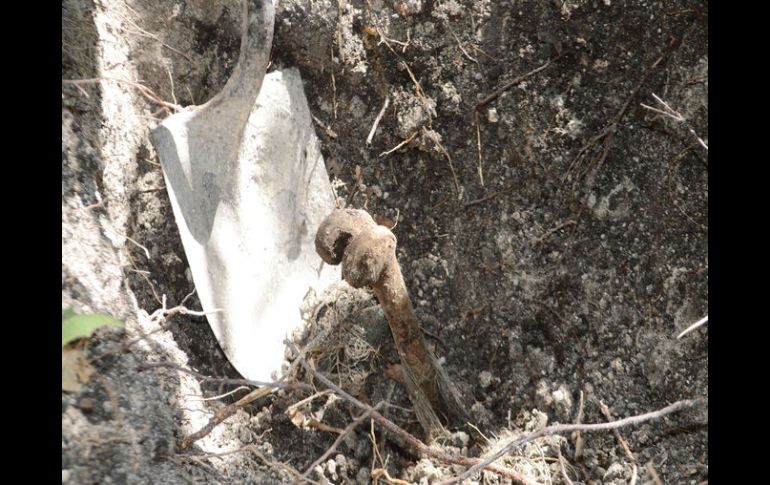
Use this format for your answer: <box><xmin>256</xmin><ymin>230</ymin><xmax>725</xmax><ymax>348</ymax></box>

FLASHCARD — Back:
<box><xmin>315</xmin><ymin>209</ymin><xmax>469</xmax><ymax>440</ymax></box>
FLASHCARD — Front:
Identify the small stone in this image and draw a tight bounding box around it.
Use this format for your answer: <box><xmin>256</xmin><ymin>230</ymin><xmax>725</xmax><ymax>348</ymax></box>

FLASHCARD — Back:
<box><xmin>478</xmin><ymin>370</ymin><xmax>493</xmax><ymax>388</ymax></box>
<box><xmin>487</xmin><ymin>108</ymin><xmax>499</xmax><ymax>123</ymax></box>
<box><xmin>396</xmin><ymin>0</ymin><xmax>423</xmax><ymax>16</ymax></box>
<box><xmin>356</xmin><ymin>467</ymin><xmax>371</xmax><ymax>485</ymax></box>
<box><xmin>326</xmin><ymin>458</ymin><xmax>337</xmax><ymax>479</ymax></box>
<box><xmin>78</xmin><ymin>398</ymin><xmax>94</xmax><ymax>413</ymax></box>
<box><xmin>603</xmin><ymin>462</ymin><xmax>626</xmax><ymax>481</ymax></box>
<box><xmin>551</xmin><ymin>384</ymin><xmax>573</xmax><ymax>420</ymax></box>
<box><xmin>238</xmin><ymin>426</ymin><xmax>252</xmax><ymax>443</ymax></box>
<box><xmin>453</xmin><ymin>431</ymin><xmax>469</xmax><ymax>447</ymax></box>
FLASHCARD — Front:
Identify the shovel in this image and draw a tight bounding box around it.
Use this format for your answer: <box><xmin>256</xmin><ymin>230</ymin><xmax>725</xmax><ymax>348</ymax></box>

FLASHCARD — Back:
<box><xmin>150</xmin><ymin>0</ymin><xmax>339</xmax><ymax>382</ymax></box>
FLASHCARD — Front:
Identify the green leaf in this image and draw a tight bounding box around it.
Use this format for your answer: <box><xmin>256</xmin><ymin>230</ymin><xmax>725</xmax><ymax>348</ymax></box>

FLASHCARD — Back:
<box><xmin>62</xmin><ymin>309</ymin><xmax>124</xmax><ymax>347</ymax></box>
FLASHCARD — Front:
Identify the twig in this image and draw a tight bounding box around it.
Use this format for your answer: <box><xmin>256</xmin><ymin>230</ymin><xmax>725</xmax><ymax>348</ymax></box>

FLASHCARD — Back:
<box><xmin>311</xmin><ymin>114</ymin><xmax>339</xmax><ymax>139</ymax></box>
<box><xmin>138</xmin><ymin>362</ymin><xmax>312</xmax><ymax>392</ymax></box>
<box><xmin>646</xmin><ymin>461</ymin><xmax>664</xmax><ymax>485</ymax></box>
<box><xmin>461</xmin><ymin>185</ymin><xmax>516</xmax><ymax>211</ymax></box>
<box><xmin>573</xmin><ymin>390</ymin><xmax>585</xmax><ymax>461</ymax></box>
<box><xmin>180</xmin><ymin>386</ymin><xmax>275</xmax><ymax>451</ymax></box>
<box><xmin>472</xmin><ymin>44</ymin><xmax>498</xmax><ymax>62</ymax></box>
<box><xmin>331</xmin><ymin>48</ymin><xmax>338</xmax><ymax>119</ymax></box>
<box><xmin>286</xmin><ymin>390</ymin><xmax>333</xmax><ymax>414</ymax></box>
<box><xmin>62</xmin><ymin>77</ymin><xmax>183</xmax><ymax>113</ymax></box>
<box><xmin>534</xmin><ymin>220</ymin><xmax>577</xmax><ymax>246</ymax></box>
<box><xmin>185</xmin><ymin>444</ymin><xmax>315</xmax><ymax>484</ymax></box>
<box><xmin>375</xmin><ymin>28</ymin><xmax>411</xmax><ymax>50</ymax></box>
<box><xmin>677</xmin><ymin>315</ymin><xmax>708</xmax><ymax>339</ymax></box>
<box><xmin>558</xmin><ymin>450</ymin><xmax>574</xmax><ymax>485</ymax></box>
<box><xmin>304</xmin><ymin>418</ymin><xmax>344</xmax><ymax>435</ymax></box>
<box><xmin>367</xmin><ymin>96</ymin><xmax>390</xmax><ymax>146</ymax></box>
<box><xmin>125</xmin><ymin>235</ymin><xmax>151</xmax><ymax>259</ymax></box>
<box><xmin>599</xmin><ymin>401</ymin><xmax>637</xmax><ymax>485</ymax></box>
<box><xmin>423</xmin><ymin>127</ymin><xmax>462</xmax><ymax>198</ymax></box>
<box><xmin>115</xmin><ymin>9</ymin><xmax>193</xmax><ymax>64</ymax></box>
<box><xmin>180</xmin><ymin>288</ymin><xmax>197</xmax><ymax>306</ymax></box>
<box><xmin>68</xmin><ymin>82</ymin><xmax>91</xmax><ymax>98</ymax></box>
<box><xmin>125</xmin><ymin>251</ymin><xmax>162</xmax><ymax>305</ymax></box>
<box><xmin>296</xmin><ymin>403</ymin><xmax>385</xmax><ymax>483</ymax></box>
<box><xmin>372</xmin><ymin>468</ymin><xmax>412</xmax><ymax>485</ymax></box>
<box><xmin>166</xmin><ymin>64</ymin><xmax>177</xmax><ymax>106</ymax></box>
<box><xmin>380</xmin><ymin>130</ymin><xmax>419</xmax><ymax>157</ymax></box>
<box><xmin>641</xmin><ymin>93</ymin><xmax>708</xmax><ymax>151</ymax></box>
<box><xmin>402</xmin><ymin>61</ymin><xmax>429</xmax><ymax>109</ymax></box>
<box><xmin>475</xmin><ymin>110</ymin><xmax>484</xmax><ymax>186</ymax></box>
<box><xmin>447</xmin><ymin>24</ymin><xmax>477</xmax><ymax>63</ymax></box>
<box><xmin>185</xmin><ymin>86</ymin><xmax>196</xmax><ymax>106</ymax></box>
<box><xmin>564</xmin><ymin>36</ymin><xmax>679</xmax><ymax>185</ymax></box>
<box><xmin>664</xmin><ymin>144</ymin><xmax>707</xmax><ymax>233</ymax></box>
<box><xmin>177</xmin><ymin>329</ymin><xmax>334</xmax><ymax>451</ymax></box>
<box><xmin>369</xmin><ymin>21</ymin><xmax>427</xmax><ymax>117</ymax></box>
<box><xmin>197</xmin><ymin>386</ymin><xmax>249</xmax><ymax>402</ymax></box>
<box><xmin>475</xmin><ymin>57</ymin><xmax>558</xmax><ymax>110</ymax></box>
<box><xmin>442</xmin><ymin>397</ymin><xmax>707</xmax><ymax>484</ymax></box>
<box><xmin>291</xmin><ymin>348</ymin><xmax>537</xmax><ymax>485</ymax></box>
<box><xmin>369</xmin><ymin>414</ymin><xmax>385</xmax><ymax>471</ymax></box>
<box><xmin>89</xmin><ymin>300</ymin><xmax>220</xmax><ymax>363</ymax></box>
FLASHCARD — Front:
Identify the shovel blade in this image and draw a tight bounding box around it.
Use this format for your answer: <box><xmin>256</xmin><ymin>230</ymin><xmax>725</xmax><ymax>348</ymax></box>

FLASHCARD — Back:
<box><xmin>155</xmin><ymin>69</ymin><xmax>339</xmax><ymax>382</ymax></box>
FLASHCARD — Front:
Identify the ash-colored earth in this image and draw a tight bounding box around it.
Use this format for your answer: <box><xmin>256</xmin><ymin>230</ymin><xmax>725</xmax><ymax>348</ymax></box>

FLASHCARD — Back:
<box><xmin>62</xmin><ymin>1</ymin><xmax>707</xmax><ymax>483</ymax></box>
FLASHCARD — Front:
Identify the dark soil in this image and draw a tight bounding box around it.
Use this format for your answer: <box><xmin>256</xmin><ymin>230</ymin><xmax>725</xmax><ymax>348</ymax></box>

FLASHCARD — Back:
<box><xmin>62</xmin><ymin>1</ymin><xmax>708</xmax><ymax>483</ymax></box>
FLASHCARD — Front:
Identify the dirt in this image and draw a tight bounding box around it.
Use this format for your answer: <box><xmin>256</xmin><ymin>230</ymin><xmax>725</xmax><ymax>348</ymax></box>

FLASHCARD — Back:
<box><xmin>62</xmin><ymin>0</ymin><xmax>708</xmax><ymax>484</ymax></box>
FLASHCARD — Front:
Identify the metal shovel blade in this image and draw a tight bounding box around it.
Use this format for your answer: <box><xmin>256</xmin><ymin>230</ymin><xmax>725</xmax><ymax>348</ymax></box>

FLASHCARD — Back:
<box><xmin>150</xmin><ymin>0</ymin><xmax>339</xmax><ymax>382</ymax></box>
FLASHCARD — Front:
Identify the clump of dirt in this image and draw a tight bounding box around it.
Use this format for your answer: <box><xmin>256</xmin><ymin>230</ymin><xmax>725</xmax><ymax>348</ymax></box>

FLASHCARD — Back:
<box><xmin>63</xmin><ymin>0</ymin><xmax>707</xmax><ymax>483</ymax></box>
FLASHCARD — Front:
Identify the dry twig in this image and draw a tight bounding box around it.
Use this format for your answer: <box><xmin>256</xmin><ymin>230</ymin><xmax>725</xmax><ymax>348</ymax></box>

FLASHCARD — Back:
<box><xmin>184</xmin><ymin>444</ymin><xmax>313</xmax><ymax>483</ymax></box>
<box><xmin>573</xmin><ymin>390</ymin><xmax>585</xmax><ymax>461</ymax></box>
<box><xmin>296</xmin><ymin>403</ymin><xmax>385</xmax><ymax>483</ymax></box>
<box><xmin>461</xmin><ymin>185</ymin><xmax>516</xmax><ymax>211</ymax></box>
<box><xmin>422</xmin><ymin>127</ymin><xmax>462</xmax><ymax>198</ymax></box>
<box><xmin>62</xmin><ymin>77</ymin><xmax>183</xmax><ymax>114</ymax></box>
<box><xmin>641</xmin><ymin>93</ymin><xmax>708</xmax><ymax>151</ymax></box>
<box><xmin>138</xmin><ymin>361</ymin><xmax>312</xmax><ymax>392</ymax></box>
<box><xmin>447</xmin><ymin>23</ymin><xmax>477</xmax><ymax>64</ymax></box>
<box><xmin>442</xmin><ymin>397</ymin><xmax>707</xmax><ymax>484</ymax></box>
<box><xmin>475</xmin><ymin>110</ymin><xmax>484</xmax><ymax>186</ymax></box>
<box><xmin>115</xmin><ymin>8</ymin><xmax>193</xmax><ymax>63</ymax></box>
<box><xmin>177</xmin><ymin>327</ymin><xmax>333</xmax><ymax>451</ymax></box>
<box><xmin>292</xmin><ymin>348</ymin><xmax>536</xmax><ymax>485</ymax></box>
<box><xmin>646</xmin><ymin>461</ymin><xmax>664</xmax><ymax>485</ymax></box>
<box><xmin>380</xmin><ymin>130</ymin><xmax>419</xmax><ymax>157</ymax></box>
<box><xmin>677</xmin><ymin>315</ymin><xmax>708</xmax><ymax>339</ymax></box>
<box><xmin>89</xmin><ymin>295</ymin><xmax>221</xmax><ymax>363</ymax></box>
<box><xmin>367</xmin><ymin>96</ymin><xmax>390</xmax><ymax>146</ymax></box>
<box><xmin>564</xmin><ymin>36</ymin><xmax>681</xmax><ymax>185</ymax></box>
<box><xmin>599</xmin><ymin>401</ymin><xmax>638</xmax><ymax>485</ymax></box>
<box><xmin>665</xmin><ymin>144</ymin><xmax>708</xmax><ymax>233</ymax></box>
<box><xmin>475</xmin><ymin>57</ymin><xmax>558</xmax><ymax>110</ymax></box>
<box><xmin>372</xmin><ymin>468</ymin><xmax>412</xmax><ymax>485</ymax></box>
<box><xmin>311</xmin><ymin>114</ymin><xmax>339</xmax><ymax>139</ymax></box>
<box><xmin>558</xmin><ymin>450</ymin><xmax>575</xmax><ymax>485</ymax></box>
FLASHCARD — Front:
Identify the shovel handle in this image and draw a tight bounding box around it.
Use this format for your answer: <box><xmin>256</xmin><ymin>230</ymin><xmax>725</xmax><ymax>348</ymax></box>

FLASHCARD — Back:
<box><xmin>206</xmin><ymin>0</ymin><xmax>275</xmax><ymax>111</ymax></box>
